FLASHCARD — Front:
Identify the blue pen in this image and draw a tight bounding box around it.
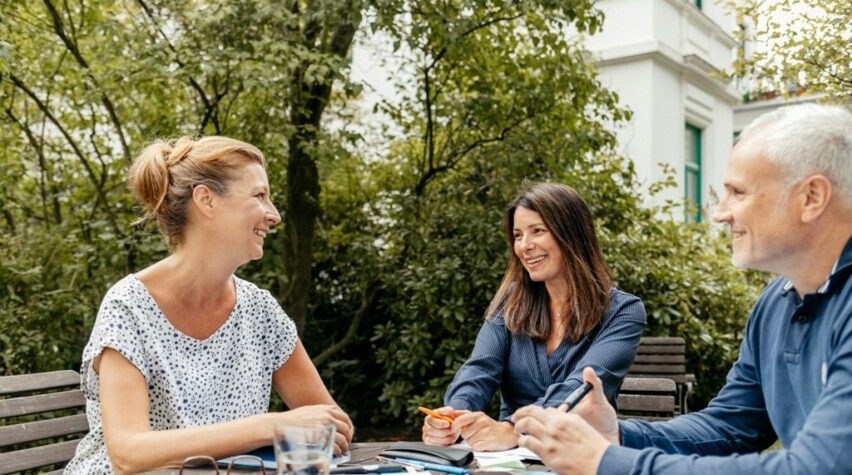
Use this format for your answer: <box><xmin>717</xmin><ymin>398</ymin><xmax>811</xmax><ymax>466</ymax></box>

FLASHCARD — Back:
<box><xmin>391</xmin><ymin>457</ymin><xmax>469</xmax><ymax>475</ymax></box>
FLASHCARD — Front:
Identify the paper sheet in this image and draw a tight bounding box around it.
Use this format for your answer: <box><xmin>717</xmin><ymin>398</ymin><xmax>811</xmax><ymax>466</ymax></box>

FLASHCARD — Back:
<box><xmin>451</xmin><ymin>442</ymin><xmax>541</xmax><ymax>462</ymax></box>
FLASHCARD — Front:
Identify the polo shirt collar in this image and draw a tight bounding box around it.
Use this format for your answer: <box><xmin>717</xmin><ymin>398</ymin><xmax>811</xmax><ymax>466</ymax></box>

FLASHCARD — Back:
<box><xmin>782</xmin><ymin>237</ymin><xmax>852</xmax><ymax>295</ymax></box>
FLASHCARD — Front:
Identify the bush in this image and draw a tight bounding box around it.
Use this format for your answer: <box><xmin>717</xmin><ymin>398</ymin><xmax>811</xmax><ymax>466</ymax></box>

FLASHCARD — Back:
<box><xmin>361</xmin><ymin>162</ymin><xmax>768</xmax><ymax>429</ymax></box>
<box><xmin>601</xmin><ymin>213</ymin><xmax>768</xmax><ymax>406</ymax></box>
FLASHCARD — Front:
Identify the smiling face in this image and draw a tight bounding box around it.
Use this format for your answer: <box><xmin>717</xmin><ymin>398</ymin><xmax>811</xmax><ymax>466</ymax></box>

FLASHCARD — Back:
<box><xmin>215</xmin><ymin>162</ymin><xmax>281</xmax><ymax>263</ymax></box>
<box><xmin>713</xmin><ymin>132</ymin><xmax>802</xmax><ymax>273</ymax></box>
<box><xmin>512</xmin><ymin>206</ymin><xmax>566</xmax><ymax>285</ymax></box>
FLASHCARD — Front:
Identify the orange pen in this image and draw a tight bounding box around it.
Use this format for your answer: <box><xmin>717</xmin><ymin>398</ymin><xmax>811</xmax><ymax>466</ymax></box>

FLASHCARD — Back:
<box><xmin>417</xmin><ymin>406</ymin><xmax>456</xmax><ymax>423</ymax></box>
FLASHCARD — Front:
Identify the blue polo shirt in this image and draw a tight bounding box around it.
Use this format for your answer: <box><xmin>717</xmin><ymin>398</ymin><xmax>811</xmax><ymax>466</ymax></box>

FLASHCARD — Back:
<box><xmin>600</xmin><ymin>238</ymin><xmax>852</xmax><ymax>474</ymax></box>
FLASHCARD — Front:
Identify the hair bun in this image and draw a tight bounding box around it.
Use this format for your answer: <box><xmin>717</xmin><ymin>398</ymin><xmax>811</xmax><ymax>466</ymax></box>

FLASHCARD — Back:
<box><xmin>165</xmin><ymin>137</ymin><xmax>195</xmax><ymax>166</ymax></box>
<box><xmin>129</xmin><ymin>140</ymin><xmax>173</xmax><ymax>218</ymax></box>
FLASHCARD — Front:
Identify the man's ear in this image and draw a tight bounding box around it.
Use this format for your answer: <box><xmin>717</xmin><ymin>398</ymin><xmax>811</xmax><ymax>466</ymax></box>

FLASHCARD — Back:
<box><xmin>799</xmin><ymin>175</ymin><xmax>832</xmax><ymax>223</ymax></box>
<box><xmin>192</xmin><ymin>185</ymin><xmax>216</xmax><ymax>219</ymax></box>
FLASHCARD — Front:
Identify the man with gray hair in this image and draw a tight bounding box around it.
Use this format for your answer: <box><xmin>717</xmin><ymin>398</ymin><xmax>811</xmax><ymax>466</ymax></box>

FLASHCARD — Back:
<box><xmin>511</xmin><ymin>103</ymin><xmax>852</xmax><ymax>475</ymax></box>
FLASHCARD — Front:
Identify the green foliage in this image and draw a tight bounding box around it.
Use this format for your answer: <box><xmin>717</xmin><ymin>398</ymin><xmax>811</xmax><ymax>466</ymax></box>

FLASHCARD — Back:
<box><xmin>725</xmin><ymin>0</ymin><xmax>851</xmax><ymax>101</ymax></box>
<box><xmin>0</xmin><ymin>223</ymin><xmax>166</xmax><ymax>374</ymax></box>
<box><xmin>0</xmin><ymin>0</ymin><xmax>767</xmax><ymax>437</ymax></box>
<box><xmin>601</xmin><ymin>209</ymin><xmax>769</xmax><ymax>405</ymax></box>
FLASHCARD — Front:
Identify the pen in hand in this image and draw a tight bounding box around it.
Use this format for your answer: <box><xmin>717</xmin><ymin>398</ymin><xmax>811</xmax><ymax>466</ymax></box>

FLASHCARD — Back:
<box><xmin>561</xmin><ymin>382</ymin><xmax>593</xmax><ymax>412</ymax></box>
<box><xmin>417</xmin><ymin>406</ymin><xmax>456</xmax><ymax>423</ymax></box>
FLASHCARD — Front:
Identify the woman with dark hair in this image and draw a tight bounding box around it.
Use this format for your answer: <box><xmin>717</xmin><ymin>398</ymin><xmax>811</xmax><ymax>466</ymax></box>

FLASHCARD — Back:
<box><xmin>421</xmin><ymin>183</ymin><xmax>645</xmax><ymax>451</ymax></box>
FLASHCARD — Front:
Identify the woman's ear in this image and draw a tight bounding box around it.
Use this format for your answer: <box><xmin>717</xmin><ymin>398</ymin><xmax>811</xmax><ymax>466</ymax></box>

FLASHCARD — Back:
<box><xmin>191</xmin><ymin>185</ymin><xmax>216</xmax><ymax>219</ymax></box>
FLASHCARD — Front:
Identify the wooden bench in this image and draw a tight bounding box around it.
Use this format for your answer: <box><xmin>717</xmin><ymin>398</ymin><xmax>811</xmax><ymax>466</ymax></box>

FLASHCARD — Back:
<box><xmin>0</xmin><ymin>370</ymin><xmax>88</xmax><ymax>475</ymax></box>
<box><xmin>616</xmin><ymin>377</ymin><xmax>677</xmax><ymax>421</ymax></box>
<box><xmin>628</xmin><ymin>336</ymin><xmax>695</xmax><ymax>414</ymax></box>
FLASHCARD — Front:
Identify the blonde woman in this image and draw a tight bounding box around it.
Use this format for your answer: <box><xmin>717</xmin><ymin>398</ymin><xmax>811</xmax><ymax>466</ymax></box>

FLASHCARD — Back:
<box><xmin>66</xmin><ymin>137</ymin><xmax>353</xmax><ymax>474</ymax></box>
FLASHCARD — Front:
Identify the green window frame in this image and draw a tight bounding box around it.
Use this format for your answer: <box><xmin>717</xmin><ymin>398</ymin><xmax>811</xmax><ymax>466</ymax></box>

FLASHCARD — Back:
<box><xmin>684</xmin><ymin>123</ymin><xmax>702</xmax><ymax>223</ymax></box>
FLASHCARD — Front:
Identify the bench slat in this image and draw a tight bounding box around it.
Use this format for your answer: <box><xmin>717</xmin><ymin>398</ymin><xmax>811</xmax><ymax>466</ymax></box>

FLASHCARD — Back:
<box><xmin>0</xmin><ymin>390</ymin><xmax>85</xmax><ymax>418</ymax></box>
<box><xmin>617</xmin><ymin>394</ymin><xmax>676</xmax><ymax>412</ymax></box>
<box><xmin>621</xmin><ymin>378</ymin><xmax>676</xmax><ymax>392</ymax></box>
<box><xmin>639</xmin><ymin>337</ymin><xmax>685</xmax><ymax>345</ymax></box>
<box><xmin>0</xmin><ymin>371</ymin><xmax>81</xmax><ymax>396</ymax></box>
<box><xmin>633</xmin><ymin>354</ymin><xmax>686</xmax><ymax>364</ymax></box>
<box><xmin>0</xmin><ymin>413</ymin><xmax>89</xmax><ymax>447</ymax></box>
<box><xmin>636</xmin><ymin>345</ymin><xmax>684</xmax><ymax>354</ymax></box>
<box><xmin>630</xmin><ymin>374</ymin><xmax>690</xmax><ymax>384</ymax></box>
<box><xmin>630</xmin><ymin>364</ymin><xmax>687</xmax><ymax>374</ymax></box>
<box><xmin>0</xmin><ymin>438</ymin><xmax>82</xmax><ymax>475</ymax></box>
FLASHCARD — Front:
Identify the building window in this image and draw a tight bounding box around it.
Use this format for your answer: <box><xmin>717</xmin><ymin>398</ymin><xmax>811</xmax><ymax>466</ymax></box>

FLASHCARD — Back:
<box><xmin>684</xmin><ymin>124</ymin><xmax>702</xmax><ymax>222</ymax></box>
<box><xmin>693</xmin><ymin>0</ymin><xmax>702</xmax><ymax>9</ymax></box>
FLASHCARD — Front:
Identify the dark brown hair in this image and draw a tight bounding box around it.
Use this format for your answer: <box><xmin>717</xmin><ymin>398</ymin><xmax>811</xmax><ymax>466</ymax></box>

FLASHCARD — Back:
<box><xmin>486</xmin><ymin>183</ymin><xmax>611</xmax><ymax>342</ymax></box>
<box><xmin>128</xmin><ymin>136</ymin><xmax>265</xmax><ymax>249</ymax></box>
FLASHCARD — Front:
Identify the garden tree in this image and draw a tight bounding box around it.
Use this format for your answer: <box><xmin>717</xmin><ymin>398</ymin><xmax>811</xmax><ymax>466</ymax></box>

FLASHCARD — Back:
<box><xmin>0</xmin><ymin>0</ymin><xmax>371</xmax><ymax>374</ymax></box>
<box><xmin>0</xmin><ymin>0</ymin><xmax>367</xmax><ymax>359</ymax></box>
<box><xmin>726</xmin><ymin>0</ymin><xmax>851</xmax><ymax>101</ymax></box>
<box><xmin>308</xmin><ymin>0</ymin><xmax>627</xmax><ymax>366</ymax></box>
<box><xmin>0</xmin><ymin>0</ymin><xmax>766</xmax><ymax>431</ymax></box>
<box><xmin>309</xmin><ymin>1</ymin><xmax>763</xmax><ymax>425</ymax></box>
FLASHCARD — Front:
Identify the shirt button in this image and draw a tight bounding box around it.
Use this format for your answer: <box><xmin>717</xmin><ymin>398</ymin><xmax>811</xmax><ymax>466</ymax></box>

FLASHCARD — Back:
<box><xmin>796</xmin><ymin>315</ymin><xmax>809</xmax><ymax>323</ymax></box>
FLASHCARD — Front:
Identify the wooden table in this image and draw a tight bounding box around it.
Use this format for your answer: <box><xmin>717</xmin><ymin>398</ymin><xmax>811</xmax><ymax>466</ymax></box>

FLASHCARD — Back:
<box><xmin>145</xmin><ymin>442</ymin><xmax>548</xmax><ymax>474</ymax></box>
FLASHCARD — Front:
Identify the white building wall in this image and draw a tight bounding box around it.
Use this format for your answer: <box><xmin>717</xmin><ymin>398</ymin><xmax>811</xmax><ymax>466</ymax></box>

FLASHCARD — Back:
<box><xmin>585</xmin><ymin>0</ymin><xmax>739</xmax><ymax>218</ymax></box>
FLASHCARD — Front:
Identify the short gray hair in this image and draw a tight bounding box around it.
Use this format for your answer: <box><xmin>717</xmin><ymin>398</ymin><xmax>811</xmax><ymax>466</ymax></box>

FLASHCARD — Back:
<box><xmin>740</xmin><ymin>104</ymin><xmax>852</xmax><ymax>205</ymax></box>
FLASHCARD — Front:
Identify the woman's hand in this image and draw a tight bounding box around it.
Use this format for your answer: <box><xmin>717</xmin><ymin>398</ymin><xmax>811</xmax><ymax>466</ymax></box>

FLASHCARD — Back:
<box><xmin>422</xmin><ymin>406</ymin><xmax>469</xmax><ymax>446</ymax></box>
<box><xmin>275</xmin><ymin>404</ymin><xmax>354</xmax><ymax>455</ymax></box>
<box><xmin>453</xmin><ymin>412</ymin><xmax>517</xmax><ymax>451</ymax></box>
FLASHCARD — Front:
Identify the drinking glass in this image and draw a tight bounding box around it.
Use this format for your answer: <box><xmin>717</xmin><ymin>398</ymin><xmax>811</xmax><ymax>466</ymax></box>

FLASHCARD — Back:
<box><xmin>273</xmin><ymin>423</ymin><xmax>336</xmax><ymax>475</ymax></box>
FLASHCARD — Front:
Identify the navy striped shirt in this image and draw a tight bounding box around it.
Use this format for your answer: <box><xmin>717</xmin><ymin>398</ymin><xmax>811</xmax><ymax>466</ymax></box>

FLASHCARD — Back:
<box><xmin>444</xmin><ymin>289</ymin><xmax>646</xmax><ymax>420</ymax></box>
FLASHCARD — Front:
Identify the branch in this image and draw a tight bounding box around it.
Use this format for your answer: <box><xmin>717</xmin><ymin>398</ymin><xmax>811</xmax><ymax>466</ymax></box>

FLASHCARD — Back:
<box><xmin>4</xmin><ymin>106</ymin><xmax>54</xmax><ymax>225</ymax></box>
<box><xmin>312</xmin><ymin>283</ymin><xmax>376</xmax><ymax>367</ymax></box>
<box><xmin>802</xmin><ymin>57</ymin><xmax>852</xmax><ymax>88</ymax></box>
<box><xmin>293</xmin><ymin>0</ymin><xmax>358</xmax><ymax>126</ymax></box>
<box><xmin>8</xmin><ymin>72</ymin><xmax>123</xmax><ymax>237</ymax></box>
<box><xmin>425</xmin><ymin>11</ymin><xmax>524</xmax><ymax>72</ymax></box>
<box><xmin>42</xmin><ymin>0</ymin><xmax>131</xmax><ymax>166</ymax></box>
<box><xmin>414</xmin><ymin>115</ymin><xmax>527</xmax><ymax>196</ymax></box>
<box><xmin>422</xmin><ymin>66</ymin><xmax>434</xmax><ymax>185</ymax></box>
<box><xmin>135</xmin><ymin>0</ymin><xmax>224</xmax><ymax>133</ymax></box>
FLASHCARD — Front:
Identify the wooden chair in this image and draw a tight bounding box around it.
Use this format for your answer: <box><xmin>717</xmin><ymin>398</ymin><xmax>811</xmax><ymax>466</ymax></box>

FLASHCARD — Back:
<box><xmin>616</xmin><ymin>377</ymin><xmax>677</xmax><ymax>421</ymax></box>
<box><xmin>628</xmin><ymin>336</ymin><xmax>696</xmax><ymax>414</ymax></box>
<box><xmin>0</xmin><ymin>370</ymin><xmax>88</xmax><ymax>475</ymax></box>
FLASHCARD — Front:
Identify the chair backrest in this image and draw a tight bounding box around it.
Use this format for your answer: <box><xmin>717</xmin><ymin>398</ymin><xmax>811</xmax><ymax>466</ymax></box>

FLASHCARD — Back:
<box><xmin>629</xmin><ymin>336</ymin><xmax>688</xmax><ymax>383</ymax></box>
<box><xmin>616</xmin><ymin>377</ymin><xmax>677</xmax><ymax>421</ymax></box>
<box><xmin>0</xmin><ymin>370</ymin><xmax>88</xmax><ymax>475</ymax></box>
<box><xmin>629</xmin><ymin>336</ymin><xmax>696</xmax><ymax>413</ymax></box>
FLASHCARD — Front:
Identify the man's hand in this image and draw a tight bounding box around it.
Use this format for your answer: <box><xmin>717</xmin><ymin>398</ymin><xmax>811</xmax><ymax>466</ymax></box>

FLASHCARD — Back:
<box><xmin>561</xmin><ymin>367</ymin><xmax>620</xmax><ymax>444</ymax></box>
<box><xmin>453</xmin><ymin>412</ymin><xmax>517</xmax><ymax>451</ymax></box>
<box><xmin>510</xmin><ymin>367</ymin><xmax>620</xmax><ymax>474</ymax></box>
<box><xmin>512</xmin><ymin>407</ymin><xmax>611</xmax><ymax>475</ymax></box>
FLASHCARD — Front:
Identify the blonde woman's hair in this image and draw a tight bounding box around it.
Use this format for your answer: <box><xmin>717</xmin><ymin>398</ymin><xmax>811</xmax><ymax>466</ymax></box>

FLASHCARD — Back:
<box><xmin>128</xmin><ymin>136</ymin><xmax>266</xmax><ymax>248</ymax></box>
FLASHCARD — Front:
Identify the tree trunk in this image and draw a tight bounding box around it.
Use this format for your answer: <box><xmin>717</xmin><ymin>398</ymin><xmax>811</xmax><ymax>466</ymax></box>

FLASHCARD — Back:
<box><xmin>283</xmin><ymin>124</ymin><xmax>321</xmax><ymax>333</ymax></box>
<box><xmin>282</xmin><ymin>3</ymin><xmax>360</xmax><ymax>333</ymax></box>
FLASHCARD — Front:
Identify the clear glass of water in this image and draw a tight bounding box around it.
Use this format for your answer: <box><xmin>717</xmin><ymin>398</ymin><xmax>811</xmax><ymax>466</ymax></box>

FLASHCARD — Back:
<box><xmin>273</xmin><ymin>423</ymin><xmax>336</xmax><ymax>475</ymax></box>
